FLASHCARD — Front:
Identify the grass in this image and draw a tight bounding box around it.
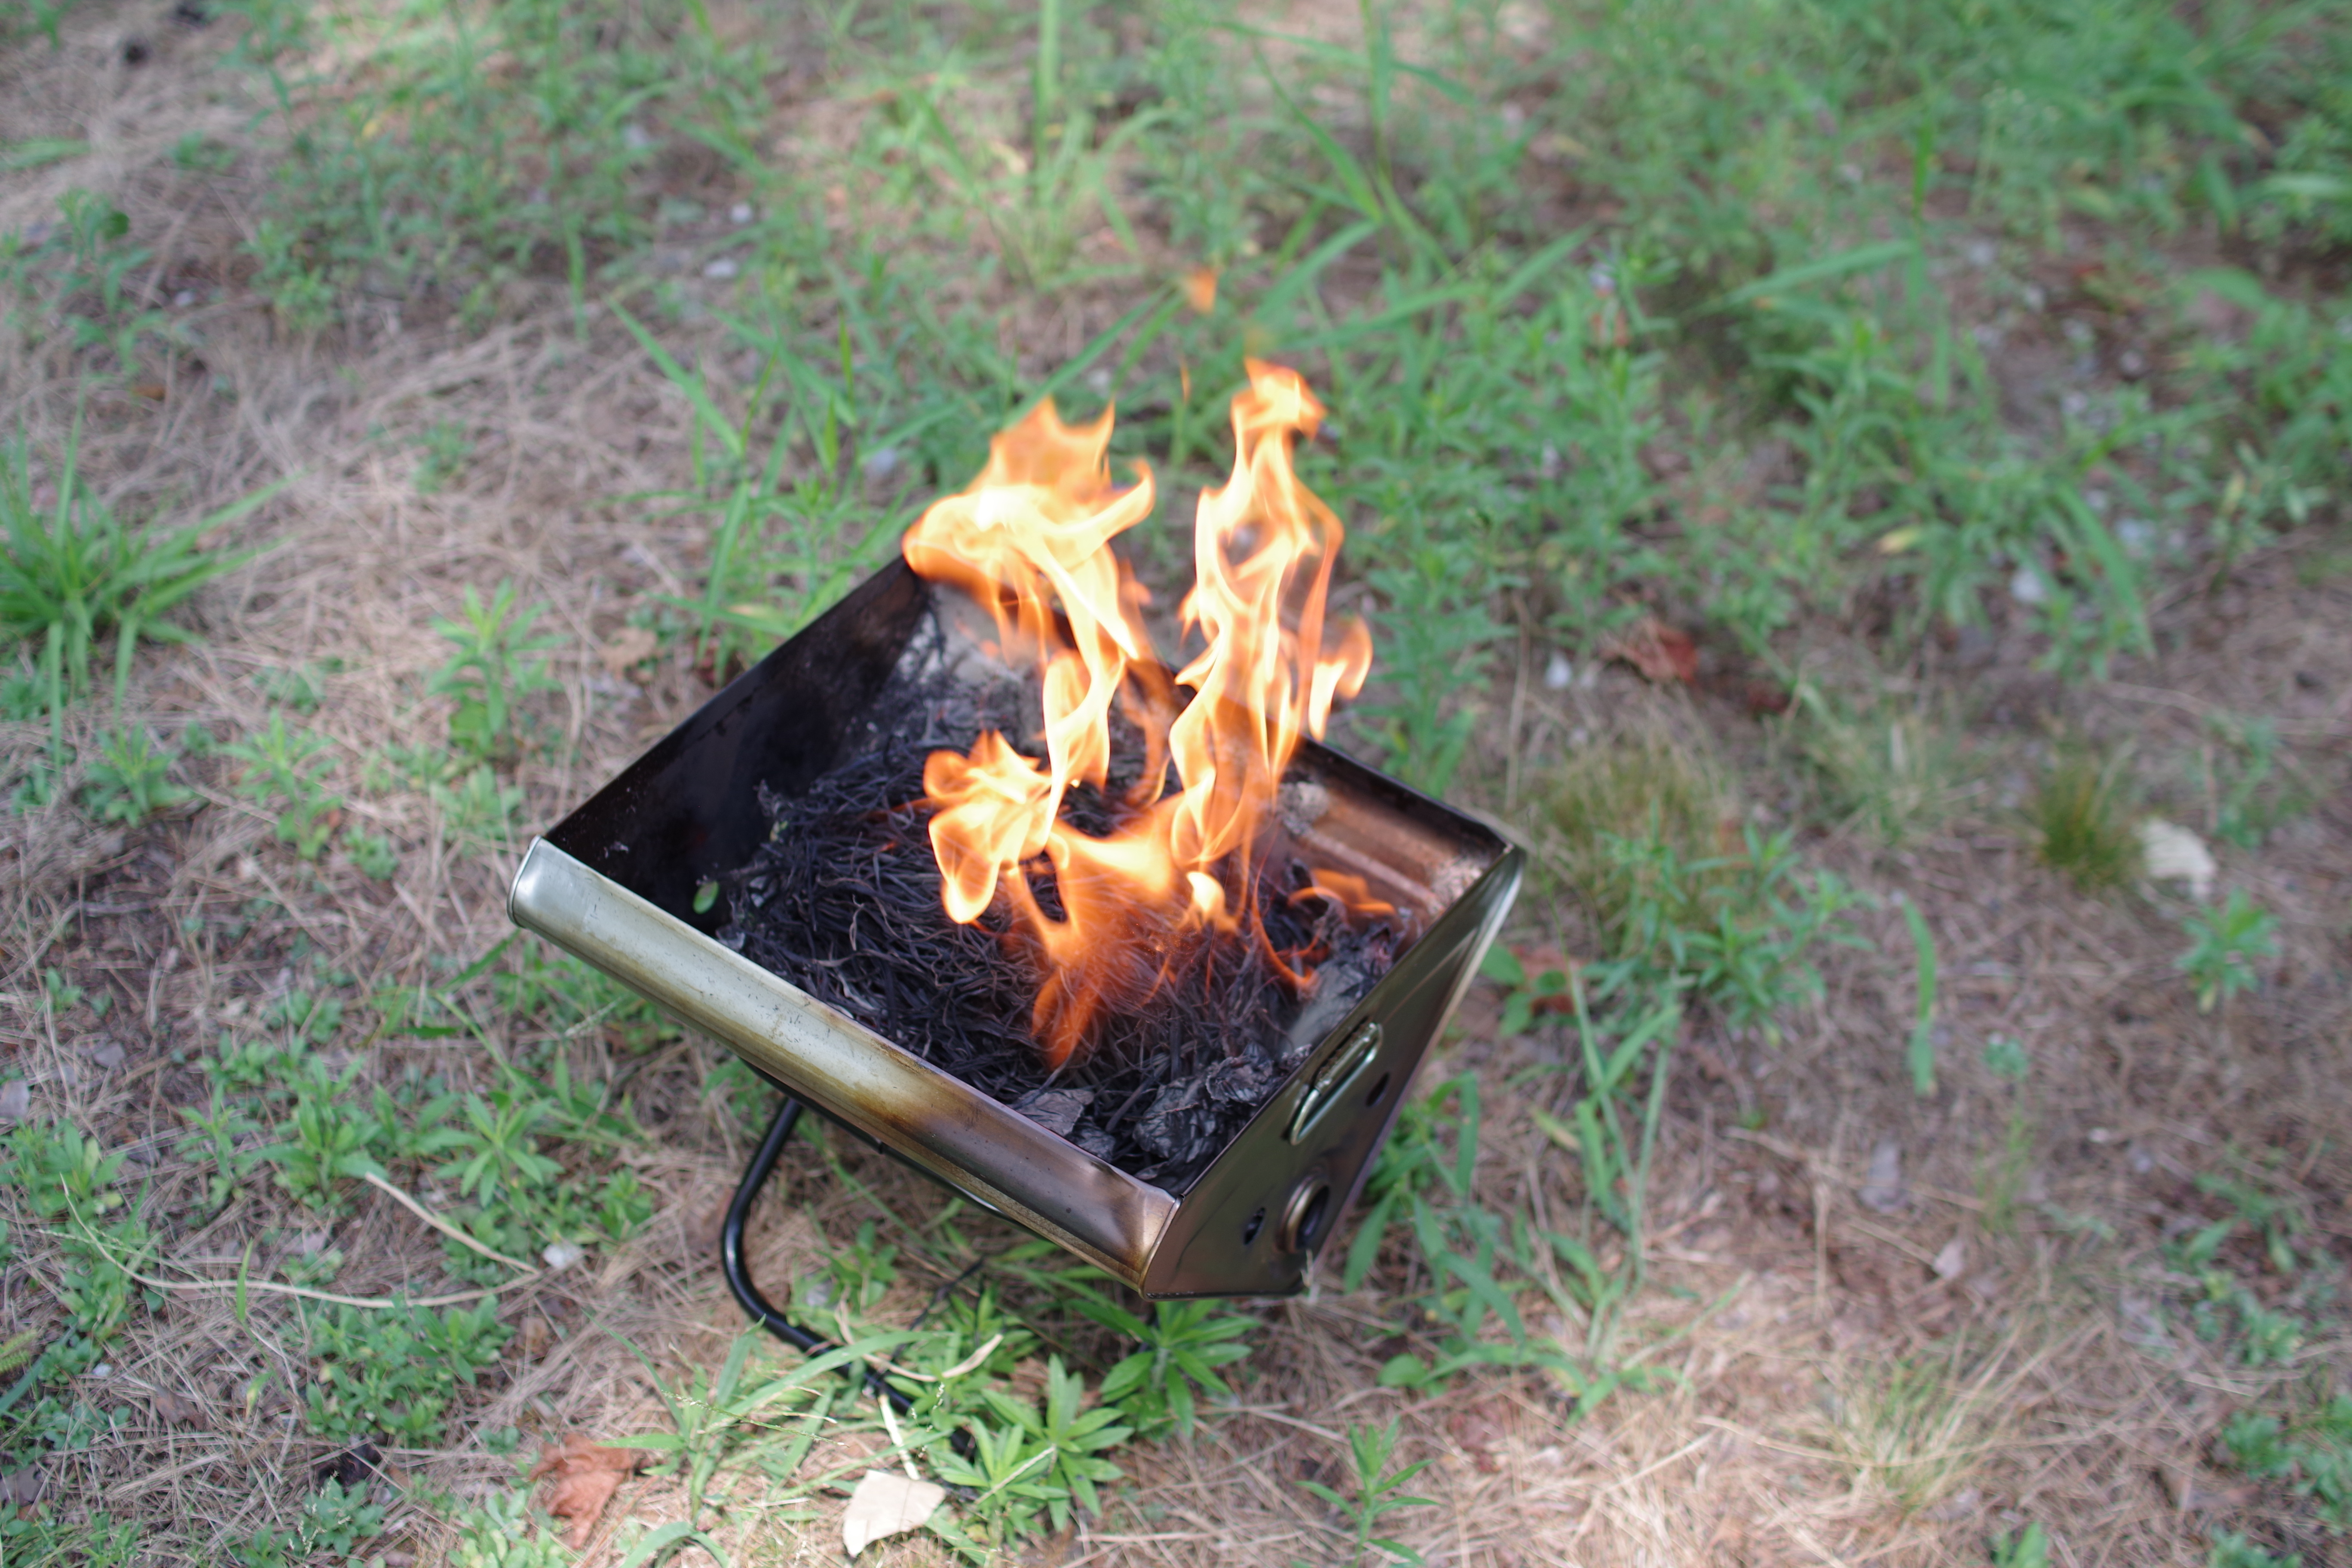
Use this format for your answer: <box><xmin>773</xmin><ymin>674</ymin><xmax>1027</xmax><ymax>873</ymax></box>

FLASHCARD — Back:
<box><xmin>2</xmin><ymin>0</ymin><xmax>2350</xmax><ymax>1560</ymax></box>
<box><xmin>2030</xmin><ymin>743</ymin><xmax>2144</xmax><ymax>891</ymax></box>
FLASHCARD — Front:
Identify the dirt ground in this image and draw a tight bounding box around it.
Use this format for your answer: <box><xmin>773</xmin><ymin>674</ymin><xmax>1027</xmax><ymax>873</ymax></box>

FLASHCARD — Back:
<box><xmin>4</xmin><ymin>4</ymin><xmax>2351</xmax><ymax>1566</ymax></box>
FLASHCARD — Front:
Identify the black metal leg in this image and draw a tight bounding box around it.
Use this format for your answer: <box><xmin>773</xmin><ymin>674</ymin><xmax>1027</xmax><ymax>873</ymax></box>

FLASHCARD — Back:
<box><xmin>720</xmin><ymin>1093</ymin><xmax>918</xmax><ymax>1414</ymax></box>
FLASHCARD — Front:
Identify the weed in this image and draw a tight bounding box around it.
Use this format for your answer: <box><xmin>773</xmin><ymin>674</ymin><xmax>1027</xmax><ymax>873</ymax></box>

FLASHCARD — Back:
<box><xmin>254</xmin><ymin>659</ymin><xmax>337</xmax><ymax>714</ymax></box>
<box><xmin>1544</xmin><ymin>731</ymin><xmax>1728</xmax><ymax>925</ymax></box>
<box><xmin>1980</xmin><ymin>1035</ymin><xmax>2034</xmax><ymax>1233</ymax></box>
<box><xmin>77</xmin><ymin>726</ymin><xmax>189</xmax><ymax>825</ymax></box>
<box><xmin>1825</xmin><ymin>1345</ymin><xmax>1997</xmax><ymax>1513</ymax></box>
<box><xmin>410</xmin><ymin>421</ymin><xmax>475</xmax><ymax>495</ymax></box>
<box><xmin>0</xmin><ymin>425</ymin><xmax>277</xmax><ymax>732</ymax></box>
<box><xmin>2029</xmin><ymin>745</ymin><xmax>2141</xmax><ymax>891</ymax></box>
<box><xmin>428</xmin><ymin>582</ymin><xmax>562</xmax><ymax>767</ymax></box>
<box><xmin>300</xmin><ymin>1298</ymin><xmax>510</xmax><ymax>1446</ymax></box>
<box><xmin>228</xmin><ymin>0</ymin><xmax>764</xmax><ymax>328</ymax></box>
<box><xmin>442</xmin><ymin>1487</ymin><xmax>574</xmax><ymax>1568</ymax></box>
<box><xmin>222</xmin><ymin>714</ymin><xmax>343</xmax><ymax>859</ymax></box>
<box><xmin>343</xmin><ymin>830</ymin><xmax>398</xmax><ymax>881</ymax></box>
<box><xmin>302</xmin><ymin>1477</ymin><xmax>386</xmax><ymax>1559</ymax></box>
<box><xmin>1352</xmin><ymin>532</ymin><xmax>1507</xmax><ymax>797</ymax></box>
<box><xmin>2202</xmin><ymin>716</ymin><xmax>2312</xmax><ymax>851</ymax></box>
<box><xmin>1795</xmin><ymin>690</ymin><xmax>1968</xmax><ymax>845</ymax></box>
<box><xmin>1588</xmin><ymin>820</ymin><xmax>1862</xmax><ymax>1037</ymax></box>
<box><xmin>616</xmin><ymin>304</ymin><xmax>898</xmax><ymax>679</ymax></box>
<box><xmin>1989</xmin><ymin>1523</ymin><xmax>2050</xmax><ymax>1567</ymax></box>
<box><xmin>2219</xmin><ymin>1398</ymin><xmax>2352</xmax><ymax>1533</ymax></box>
<box><xmin>1292</xmin><ymin>1419</ymin><xmax>1436</xmax><ymax>1568</ymax></box>
<box><xmin>2207</xmin><ymin>1534</ymin><xmax>2301</xmax><ymax>1568</ymax></box>
<box><xmin>1479</xmin><ymin>943</ymin><xmax>1575</xmax><ymax>1039</ymax></box>
<box><xmin>1</xmin><ymin>190</ymin><xmax>171</xmax><ymax>371</ymax></box>
<box><xmin>1900</xmin><ymin>896</ymin><xmax>1940</xmax><ymax>1097</ymax></box>
<box><xmin>429</xmin><ymin>765</ymin><xmax>527</xmax><ymax>848</ymax></box>
<box><xmin>1353</xmin><ymin>1016</ymin><xmax>1676</xmax><ymax>1414</ymax></box>
<box><xmin>1086</xmin><ymin>1299</ymin><xmax>1254</xmax><ymax>1441</ymax></box>
<box><xmin>2177</xmin><ymin>891</ymin><xmax>2278</xmax><ymax>1014</ymax></box>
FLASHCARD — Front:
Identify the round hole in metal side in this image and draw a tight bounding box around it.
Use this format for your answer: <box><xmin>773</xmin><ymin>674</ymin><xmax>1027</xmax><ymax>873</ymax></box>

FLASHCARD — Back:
<box><xmin>1241</xmin><ymin>1206</ymin><xmax>1266</xmax><ymax>1246</ymax></box>
<box><xmin>1279</xmin><ymin>1174</ymin><xmax>1332</xmax><ymax>1254</ymax></box>
<box><xmin>1363</xmin><ymin>1071</ymin><xmax>1392</xmax><ymax>1110</ymax></box>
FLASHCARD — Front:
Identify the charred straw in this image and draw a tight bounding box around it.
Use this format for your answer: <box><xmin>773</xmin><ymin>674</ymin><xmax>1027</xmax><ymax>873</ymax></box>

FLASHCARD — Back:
<box><xmin>720</xmin><ymin>649</ymin><xmax>1399</xmax><ymax>1192</ymax></box>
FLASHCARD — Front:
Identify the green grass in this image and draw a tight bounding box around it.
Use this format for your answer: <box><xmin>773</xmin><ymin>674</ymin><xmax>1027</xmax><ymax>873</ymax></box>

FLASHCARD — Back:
<box><xmin>2030</xmin><ymin>744</ymin><xmax>2143</xmax><ymax>891</ymax></box>
<box><xmin>0</xmin><ymin>425</ymin><xmax>280</xmax><ymax>737</ymax></box>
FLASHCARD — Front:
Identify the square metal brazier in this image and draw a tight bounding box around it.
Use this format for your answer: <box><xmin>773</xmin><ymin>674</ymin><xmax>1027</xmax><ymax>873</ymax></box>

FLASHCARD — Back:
<box><xmin>507</xmin><ymin>559</ymin><xmax>1521</xmax><ymax>1298</ymax></box>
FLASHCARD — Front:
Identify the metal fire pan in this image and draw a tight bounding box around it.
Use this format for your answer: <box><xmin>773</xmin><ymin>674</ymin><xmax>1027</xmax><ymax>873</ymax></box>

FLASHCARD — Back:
<box><xmin>508</xmin><ymin>559</ymin><xmax>1519</xmax><ymax>1296</ymax></box>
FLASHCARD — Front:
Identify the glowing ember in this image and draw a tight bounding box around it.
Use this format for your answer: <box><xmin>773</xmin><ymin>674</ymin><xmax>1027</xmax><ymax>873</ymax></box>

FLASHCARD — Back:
<box><xmin>900</xmin><ymin>362</ymin><xmax>1372</xmax><ymax>1069</ymax></box>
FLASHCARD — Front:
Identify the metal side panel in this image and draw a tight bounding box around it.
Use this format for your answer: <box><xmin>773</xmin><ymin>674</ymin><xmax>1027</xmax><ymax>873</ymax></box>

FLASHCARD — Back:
<box><xmin>1137</xmin><ymin>844</ymin><xmax>1523</xmax><ymax>1298</ymax></box>
<box><xmin>507</xmin><ymin>839</ymin><xmax>1176</xmax><ymax>1289</ymax></box>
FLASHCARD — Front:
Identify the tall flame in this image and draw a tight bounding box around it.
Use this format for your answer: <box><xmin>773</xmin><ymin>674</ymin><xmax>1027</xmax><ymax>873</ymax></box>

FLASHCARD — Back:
<box><xmin>901</xmin><ymin>361</ymin><xmax>1372</xmax><ymax>1069</ymax></box>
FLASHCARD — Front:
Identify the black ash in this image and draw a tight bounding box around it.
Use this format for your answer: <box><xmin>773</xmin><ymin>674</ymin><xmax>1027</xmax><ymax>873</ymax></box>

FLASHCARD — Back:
<box><xmin>718</xmin><ymin>621</ymin><xmax>1401</xmax><ymax>1192</ymax></box>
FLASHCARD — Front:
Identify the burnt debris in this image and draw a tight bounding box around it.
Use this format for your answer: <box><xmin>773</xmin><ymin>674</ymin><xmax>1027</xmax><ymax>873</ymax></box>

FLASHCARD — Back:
<box><xmin>718</xmin><ymin>626</ymin><xmax>1400</xmax><ymax>1193</ymax></box>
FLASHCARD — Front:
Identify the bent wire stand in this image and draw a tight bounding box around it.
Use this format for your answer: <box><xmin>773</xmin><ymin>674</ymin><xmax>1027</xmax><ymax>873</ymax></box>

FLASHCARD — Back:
<box><xmin>719</xmin><ymin>1093</ymin><xmax>916</xmax><ymax>1416</ymax></box>
<box><xmin>721</xmin><ymin>1094</ymin><xmax>985</xmax><ymax>1463</ymax></box>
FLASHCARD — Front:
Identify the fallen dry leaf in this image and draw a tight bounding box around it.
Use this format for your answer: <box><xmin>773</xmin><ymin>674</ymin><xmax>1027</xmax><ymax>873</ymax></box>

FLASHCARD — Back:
<box><xmin>2137</xmin><ymin>818</ymin><xmax>2215</xmax><ymax>903</ymax></box>
<box><xmin>529</xmin><ymin>1434</ymin><xmax>647</xmax><ymax>1550</ymax></box>
<box><xmin>152</xmin><ymin>1391</ymin><xmax>210</xmax><ymax>1430</ymax></box>
<box><xmin>1600</xmin><ymin>616</ymin><xmax>1698</xmax><ymax>683</ymax></box>
<box><xmin>598</xmin><ymin>625</ymin><xmax>660</xmax><ymax>676</ymax></box>
<box><xmin>842</xmin><ymin>1468</ymin><xmax>946</xmax><ymax>1558</ymax></box>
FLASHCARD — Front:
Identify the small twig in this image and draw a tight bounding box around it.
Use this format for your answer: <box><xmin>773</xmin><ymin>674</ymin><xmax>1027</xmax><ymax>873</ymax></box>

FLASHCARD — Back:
<box><xmin>119</xmin><ymin>1262</ymin><xmax>532</xmax><ymax>1311</ymax></box>
<box><xmin>875</xmin><ymin>1388</ymin><xmax>923</xmax><ymax>1483</ymax></box>
<box><xmin>362</xmin><ymin>1171</ymin><xmax>536</xmax><ymax>1270</ymax></box>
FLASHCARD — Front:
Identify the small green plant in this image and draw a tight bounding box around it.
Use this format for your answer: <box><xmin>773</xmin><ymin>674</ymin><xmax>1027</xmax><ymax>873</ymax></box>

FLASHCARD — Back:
<box><xmin>223</xmin><ymin>714</ymin><xmax>343</xmax><ymax>858</ymax></box>
<box><xmin>2219</xmin><ymin>1398</ymin><xmax>2352</xmax><ymax>1534</ymax></box>
<box><xmin>303</xmin><ymin>1477</ymin><xmax>386</xmax><ymax>1558</ymax></box>
<box><xmin>431</xmin><ymin>764</ymin><xmax>526</xmax><ymax>847</ymax></box>
<box><xmin>1086</xmin><ymin>1298</ymin><xmax>1255</xmax><ymax>1440</ymax></box>
<box><xmin>1350</xmin><ymin>998</ymin><xmax>1680</xmax><ymax>1416</ymax></box>
<box><xmin>344</xmin><ymin>830</ymin><xmax>398</xmax><ymax>880</ymax></box>
<box><xmin>1980</xmin><ymin>1035</ymin><xmax>2034</xmax><ymax>1232</ymax></box>
<box><xmin>2207</xmin><ymin>1532</ymin><xmax>2302</xmax><ymax>1568</ymax></box>
<box><xmin>428</xmin><ymin>581</ymin><xmax>562</xmax><ymax>766</ymax></box>
<box><xmin>1293</xmin><ymin>1419</ymin><xmax>1435</xmax><ymax>1568</ymax></box>
<box><xmin>1901</xmin><ymin>897</ymin><xmax>1939</xmax><ymax>1096</ymax></box>
<box><xmin>2029</xmin><ymin>745</ymin><xmax>2140</xmax><ymax>891</ymax></box>
<box><xmin>1</xmin><ymin>190</ymin><xmax>172</xmax><ymax>370</ymax></box>
<box><xmin>442</xmin><ymin>1488</ymin><xmax>574</xmax><ymax>1568</ymax></box>
<box><xmin>2204</xmin><ymin>715</ymin><xmax>2312</xmax><ymax>850</ymax></box>
<box><xmin>254</xmin><ymin>659</ymin><xmax>337</xmax><ymax>713</ymax></box>
<box><xmin>0</xmin><ymin>425</ymin><xmax>277</xmax><ymax>733</ymax></box>
<box><xmin>2177</xmin><ymin>890</ymin><xmax>2278</xmax><ymax>1014</ymax></box>
<box><xmin>1588</xmin><ymin>820</ymin><xmax>1862</xmax><ymax>1037</ymax></box>
<box><xmin>300</xmin><ymin>1298</ymin><xmax>510</xmax><ymax>1445</ymax></box>
<box><xmin>1988</xmin><ymin>1522</ymin><xmax>2050</xmax><ymax>1567</ymax></box>
<box><xmin>77</xmin><ymin>726</ymin><xmax>189</xmax><ymax>824</ymax></box>
<box><xmin>1478</xmin><ymin>943</ymin><xmax>1575</xmax><ymax>1038</ymax></box>
<box><xmin>410</xmin><ymin>421</ymin><xmax>475</xmax><ymax>494</ymax></box>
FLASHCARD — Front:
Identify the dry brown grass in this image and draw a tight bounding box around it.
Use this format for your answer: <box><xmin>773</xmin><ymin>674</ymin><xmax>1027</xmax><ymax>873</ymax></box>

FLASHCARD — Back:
<box><xmin>4</xmin><ymin>3</ymin><xmax>2352</xmax><ymax>1566</ymax></box>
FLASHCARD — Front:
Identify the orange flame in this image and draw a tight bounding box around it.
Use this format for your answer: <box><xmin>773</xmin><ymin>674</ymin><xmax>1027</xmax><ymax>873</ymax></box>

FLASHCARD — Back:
<box><xmin>901</xmin><ymin>362</ymin><xmax>1372</xmax><ymax>1069</ymax></box>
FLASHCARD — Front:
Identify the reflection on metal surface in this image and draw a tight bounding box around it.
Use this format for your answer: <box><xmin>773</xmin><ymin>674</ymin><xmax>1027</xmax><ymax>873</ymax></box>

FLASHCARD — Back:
<box><xmin>1288</xmin><ymin>1019</ymin><xmax>1382</xmax><ymax>1146</ymax></box>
